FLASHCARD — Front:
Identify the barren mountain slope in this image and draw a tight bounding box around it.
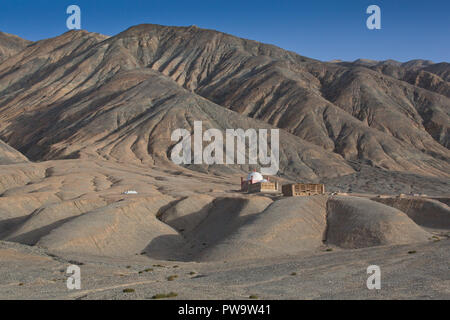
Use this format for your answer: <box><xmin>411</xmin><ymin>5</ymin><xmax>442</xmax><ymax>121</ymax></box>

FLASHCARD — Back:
<box><xmin>0</xmin><ymin>40</ymin><xmax>355</xmax><ymax>180</ymax></box>
<box><xmin>339</xmin><ymin>59</ymin><xmax>450</xmax><ymax>98</ymax></box>
<box><xmin>0</xmin><ymin>29</ymin><xmax>353</xmax><ymax>181</ymax></box>
<box><xmin>0</xmin><ymin>31</ymin><xmax>32</xmax><ymax>62</ymax></box>
<box><xmin>108</xmin><ymin>24</ymin><xmax>450</xmax><ymax>153</ymax></box>
<box><xmin>0</xmin><ymin>27</ymin><xmax>448</xmax><ymax>182</ymax></box>
<box><xmin>0</xmin><ymin>139</ymin><xmax>28</xmax><ymax>164</ymax></box>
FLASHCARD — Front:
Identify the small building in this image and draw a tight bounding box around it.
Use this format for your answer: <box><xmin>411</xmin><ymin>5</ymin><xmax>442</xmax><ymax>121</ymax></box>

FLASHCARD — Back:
<box><xmin>247</xmin><ymin>181</ymin><xmax>279</xmax><ymax>193</ymax></box>
<box><xmin>241</xmin><ymin>171</ymin><xmax>279</xmax><ymax>193</ymax></box>
<box><xmin>282</xmin><ymin>183</ymin><xmax>325</xmax><ymax>197</ymax></box>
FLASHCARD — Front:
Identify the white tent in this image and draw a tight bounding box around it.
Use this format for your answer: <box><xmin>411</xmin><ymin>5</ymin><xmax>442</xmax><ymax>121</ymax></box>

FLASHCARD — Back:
<box><xmin>246</xmin><ymin>171</ymin><xmax>267</xmax><ymax>183</ymax></box>
<box><xmin>123</xmin><ymin>190</ymin><xmax>138</xmax><ymax>195</ymax></box>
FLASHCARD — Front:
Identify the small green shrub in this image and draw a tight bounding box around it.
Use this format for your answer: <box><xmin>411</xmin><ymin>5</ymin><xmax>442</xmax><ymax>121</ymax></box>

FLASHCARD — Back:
<box><xmin>432</xmin><ymin>236</ymin><xmax>440</xmax><ymax>242</ymax></box>
<box><xmin>123</xmin><ymin>288</ymin><xmax>135</xmax><ymax>293</ymax></box>
<box><xmin>167</xmin><ymin>275</ymin><xmax>178</xmax><ymax>281</ymax></box>
<box><xmin>151</xmin><ymin>292</ymin><xmax>178</xmax><ymax>299</ymax></box>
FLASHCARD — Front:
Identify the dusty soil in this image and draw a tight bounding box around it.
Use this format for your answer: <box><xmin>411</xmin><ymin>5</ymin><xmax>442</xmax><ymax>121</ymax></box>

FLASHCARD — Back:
<box><xmin>0</xmin><ymin>239</ymin><xmax>448</xmax><ymax>300</ymax></box>
<box><xmin>0</xmin><ymin>159</ymin><xmax>448</xmax><ymax>300</ymax></box>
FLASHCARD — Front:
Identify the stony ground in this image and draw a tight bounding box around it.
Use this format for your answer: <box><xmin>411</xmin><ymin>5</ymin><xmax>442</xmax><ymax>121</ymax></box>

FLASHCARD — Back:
<box><xmin>0</xmin><ymin>239</ymin><xmax>448</xmax><ymax>300</ymax></box>
<box><xmin>0</xmin><ymin>159</ymin><xmax>448</xmax><ymax>300</ymax></box>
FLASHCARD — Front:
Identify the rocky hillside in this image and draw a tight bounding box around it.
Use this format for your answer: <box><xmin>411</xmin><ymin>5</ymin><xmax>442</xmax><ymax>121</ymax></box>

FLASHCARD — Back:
<box><xmin>0</xmin><ymin>31</ymin><xmax>31</xmax><ymax>62</ymax></box>
<box><xmin>0</xmin><ymin>25</ymin><xmax>448</xmax><ymax>183</ymax></box>
<box><xmin>0</xmin><ymin>139</ymin><xmax>28</xmax><ymax>164</ymax></box>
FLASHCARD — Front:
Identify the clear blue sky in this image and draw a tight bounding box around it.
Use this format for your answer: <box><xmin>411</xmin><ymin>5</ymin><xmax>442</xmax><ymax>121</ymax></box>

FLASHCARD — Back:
<box><xmin>0</xmin><ymin>0</ymin><xmax>448</xmax><ymax>62</ymax></box>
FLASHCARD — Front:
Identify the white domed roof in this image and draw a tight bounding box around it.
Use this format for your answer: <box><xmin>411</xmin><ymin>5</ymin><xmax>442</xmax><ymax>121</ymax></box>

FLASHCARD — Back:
<box><xmin>246</xmin><ymin>171</ymin><xmax>264</xmax><ymax>182</ymax></box>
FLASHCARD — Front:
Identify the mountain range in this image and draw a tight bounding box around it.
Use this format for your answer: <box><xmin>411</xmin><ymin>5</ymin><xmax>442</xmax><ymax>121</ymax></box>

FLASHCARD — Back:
<box><xmin>0</xmin><ymin>25</ymin><xmax>448</xmax><ymax>191</ymax></box>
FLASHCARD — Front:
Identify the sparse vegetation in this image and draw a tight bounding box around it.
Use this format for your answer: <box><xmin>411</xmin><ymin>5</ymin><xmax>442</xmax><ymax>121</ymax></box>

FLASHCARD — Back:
<box><xmin>189</xmin><ymin>271</ymin><xmax>196</xmax><ymax>275</ymax></box>
<box><xmin>167</xmin><ymin>275</ymin><xmax>178</xmax><ymax>281</ymax></box>
<box><xmin>325</xmin><ymin>248</ymin><xmax>333</xmax><ymax>252</ymax></box>
<box><xmin>122</xmin><ymin>288</ymin><xmax>135</xmax><ymax>293</ymax></box>
<box><xmin>408</xmin><ymin>250</ymin><xmax>417</xmax><ymax>254</ymax></box>
<box><xmin>291</xmin><ymin>272</ymin><xmax>297</xmax><ymax>276</ymax></box>
<box><xmin>138</xmin><ymin>268</ymin><xmax>153</xmax><ymax>274</ymax></box>
<box><xmin>153</xmin><ymin>264</ymin><xmax>165</xmax><ymax>268</ymax></box>
<box><xmin>431</xmin><ymin>236</ymin><xmax>441</xmax><ymax>242</ymax></box>
<box><xmin>151</xmin><ymin>292</ymin><xmax>178</xmax><ymax>299</ymax></box>
<box><xmin>249</xmin><ymin>295</ymin><xmax>259</xmax><ymax>299</ymax></box>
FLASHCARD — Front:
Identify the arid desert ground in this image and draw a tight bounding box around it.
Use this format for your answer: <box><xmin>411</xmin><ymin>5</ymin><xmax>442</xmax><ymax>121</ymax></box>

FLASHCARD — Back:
<box><xmin>0</xmin><ymin>159</ymin><xmax>448</xmax><ymax>299</ymax></box>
